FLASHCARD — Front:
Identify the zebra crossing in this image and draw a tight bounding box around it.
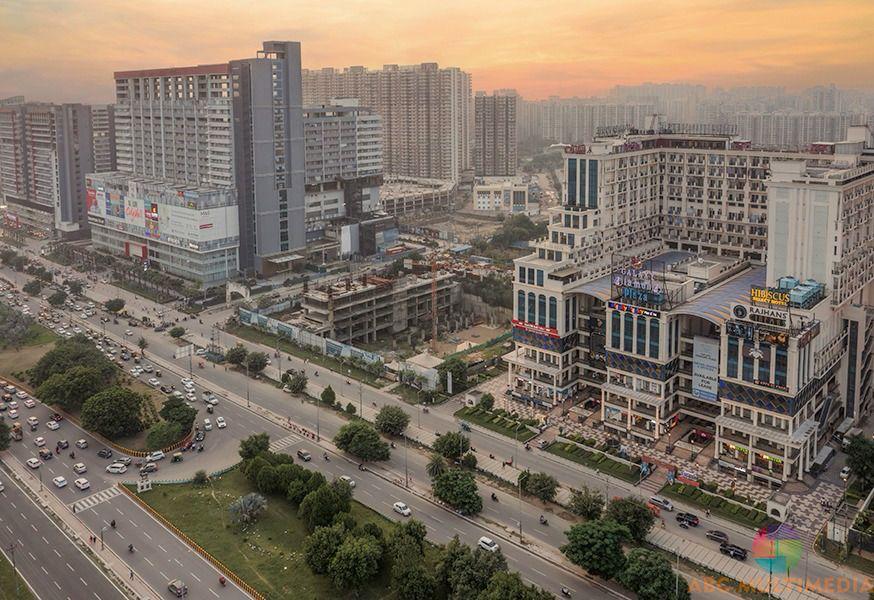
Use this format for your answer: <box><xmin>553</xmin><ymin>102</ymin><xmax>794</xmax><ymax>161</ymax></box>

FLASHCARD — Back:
<box><xmin>268</xmin><ymin>434</ymin><xmax>301</xmax><ymax>453</ymax></box>
<box><xmin>71</xmin><ymin>486</ymin><xmax>121</xmax><ymax>513</ymax></box>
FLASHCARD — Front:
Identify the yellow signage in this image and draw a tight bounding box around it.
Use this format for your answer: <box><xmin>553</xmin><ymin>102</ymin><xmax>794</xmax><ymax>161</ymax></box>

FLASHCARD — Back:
<box><xmin>750</xmin><ymin>286</ymin><xmax>789</xmax><ymax>307</ymax></box>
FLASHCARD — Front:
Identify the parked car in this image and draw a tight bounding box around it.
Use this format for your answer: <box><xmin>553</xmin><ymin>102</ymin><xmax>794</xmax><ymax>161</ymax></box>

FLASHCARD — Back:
<box><xmin>105</xmin><ymin>463</ymin><xmax>127</xmax><ymax>474</ymax></box>
<box><xmin>649</xmin><ymin>495</ymin><xmax>674</xmax><ymax>511</ymax></box>
<box><xmin>840</xmin><ymin>466</ymin><xmax>852</xmax><ymax>481</ymax></box>
<box><xmin>147</xmin><ymin>450</ymin><xmax>165</xmax><ymax>462</ymax></box>
<box><xmin>74</xmin><ymin>478</ymin><xmax>90</xmax><ymax>491</ymax></box>
<box><xmin>706</xmin><ymin>530</ymin><xmax>729</xmax><ymax>544</ymax></box>
<box><xmin>720</xmin><ymin>543</ymin><xmax>748</xmax><ymax>561</ymax></box>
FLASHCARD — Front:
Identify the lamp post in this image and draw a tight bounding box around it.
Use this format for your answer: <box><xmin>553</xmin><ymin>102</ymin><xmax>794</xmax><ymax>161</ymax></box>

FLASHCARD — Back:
<box><xmin>7</xmin><ymin>543</ymin><xmax>18</xmax><ymax>596</ymax></box>
<box><xmin>316</xmin><ymin>389</ymin><xmax>321</xmax><ymax>442</ymax></box>
<box><xmin>404</xmin><ymin>434</ymin><xmax>409</xmax><ymax>488</ymax></box>
<box><xmin>100</xmin><ymin>526</ymin><xmax>106</xmax><ymax>551</ymax></box>
<box><xmin>245</xmin><ymin>361</ymin><xmax>251</xmax><ymax>408</ymax></box>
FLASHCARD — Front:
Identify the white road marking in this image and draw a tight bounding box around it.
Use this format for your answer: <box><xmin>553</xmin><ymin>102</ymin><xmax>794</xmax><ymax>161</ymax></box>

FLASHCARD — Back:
<box><xmin>142</xmin><ymin>531</ymin><xmax>152</xmax><ymax>540</ymax></box>
<box><xmin>158</xmin><ymin>544</ymin><xmax>168</xmax><ymax>553</ymax></box>
<box><xmin>453</xmin><ymin>527</ymin><xmax>466</xmax><ymax>535</ymax></box>
<box><xmin>531</xmin><ymin>567</ymin><xmax>547</xmax><ymax>577</ymax></box>
<box><xmin>54</xmin><ymin>581</ymin><xmax>61</xmax><ymax>590</ymax></box>
<box><xmin>159</xmin><ymin>571</ymin><xmax>168</xmax><ymax>580</ymax></box>
<box><xmin>53</xmin><ymin>549</ymin><xmax>62</xmax><ymax>558</ymax></box>
<box><xmin>209</xmin><ymin>589</ymin><xmax>219</xmax><ymax>598</ymax></box>
<box><xmin>28</xmin><ymin>552</ymin><xmax>36</xmax><ymax>561</ymax></box>
<box><xmin>42</xmin><ymin>536</ymin><xmax>49</xmax><ymax>545</ymax></box>
<box><xmin>429</xmin><ymin>515</ymin><xmax>443</xmax><ymax>524</ymax></box>
<box><xmin>41</xmin><ymin>566</ymin><xmax>49</xmax><ymax>575</ymax></box>
<box><xmin>67</xmin><ymin>562</ymin><xmax>74</xmax><ymax>571</ymax></box>
<box><xmin>190</xmin><ymin>572</ymin><xmax>201</xmax><ymax>583</ymax></box>
<box><xmin>143</xmin><ymin>557</ymin><xmax>155</xmax><ymax>567</ymax></box>
<box><xmin>80</xmin><ymin>577</ymin><xmax>88</xmax><ymax>586</ymax></box>
<box><xmin>30</xmin><ymin>523</ymin><xmax>38</xmax><ymax>532</ymax></box>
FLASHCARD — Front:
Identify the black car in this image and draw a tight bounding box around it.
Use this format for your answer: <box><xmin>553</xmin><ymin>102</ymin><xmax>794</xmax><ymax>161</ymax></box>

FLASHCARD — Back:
<box><xmin>194</xmin><ymin>431</ymin><xmax>205</xmax><ymax>442</ymax></box>
<box><xmin>706</xmin><ymin>530</ymin><xmax>729</xmax><ymax>544</ymax></box>
<box><xmin>97</xmin><ymin>448</ymin><xmax>113</xmax><ymax>459</ymax></box>
<box><xmin>57</xmin><ymin>439</ymin><xmax>69</xmax><ymax>450</ymax></box>
<box><xmin>676</xmin><ymin>512</ymin><xmax>700</xmax><ymax>527</ymax></box>
<box><xmin>297</xmin><ymin>449</ymin><xmax>312</xmax><ymax>462</ymax></box>
<box><xmin>38</xmin><ymin>448</ymin><xmax>53</xmax><ymax>460</ymax></box>
<box><xmin>720</xmin><ymin>543</ymin><xmax>748</xmax><ymax>561</ymax></box>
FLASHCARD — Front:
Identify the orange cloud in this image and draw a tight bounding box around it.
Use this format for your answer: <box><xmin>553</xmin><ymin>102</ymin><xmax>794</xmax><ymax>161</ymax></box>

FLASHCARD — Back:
<box><xmin>1</xmin><ymin>0</ymin><xmax>872</xmax><ymax>103</ymax></box>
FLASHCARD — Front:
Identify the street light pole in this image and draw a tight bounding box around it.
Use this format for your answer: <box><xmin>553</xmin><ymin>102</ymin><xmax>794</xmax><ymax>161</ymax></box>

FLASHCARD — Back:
<box><xmin>404</xmin><ymin>434</ymin><xmax>409</xmax><ymax>488</ymax></box>
<box><xmin>245</xmin><ymin>362</ymin><xmax>250</xmax><ymax>408</ymax></box>
<box><xmin>100</xmin><ymin>526</ymin><xmax>106</xmax><ymax>551</ymax></box>
<box><xmin>316</xmin><ymin>390</ymin><xmax>321</xmax><ymax>441</ymax></box>
<box><xmin>8</xmin><ymin>543</ymin><xmax>18</xmax><ymax>596</ymax></box>
<box><xmin>359</xmin><ymin>380</ymin><xmax>363</xmax><ymax>418</ymax></box>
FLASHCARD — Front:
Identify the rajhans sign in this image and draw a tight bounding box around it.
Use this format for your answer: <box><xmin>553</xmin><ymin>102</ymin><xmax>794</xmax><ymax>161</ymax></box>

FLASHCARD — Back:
<box><xmin>692</xmin><ymin>336</ymin><xmax>719</xmax><ymax>402</ymax></box>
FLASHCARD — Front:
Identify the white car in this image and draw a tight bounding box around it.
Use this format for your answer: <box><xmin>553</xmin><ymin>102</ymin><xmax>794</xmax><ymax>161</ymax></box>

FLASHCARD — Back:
<box><xmin>74</xmin><ymin>478</ymin><xmax>90</xmax><ymax>491</ymax></box>
<box><xmin>26</xmin><ymin>458</ymin><xmax>41</xmax><ymax>469</ymax></box>
<box><xmin>125</xmin><ymin>330</ymin><xmax>133</xmax><ymax>336</ymax></box>
<box><xmin>52</xmin><ymin>476</ymin><xmax>67</xmax><ymax>488</ymax></box>
<box><xmin>23</xmin><ymin>398</ymin><xmax>35</xmax><ymax>408</ymax></box>
<box><xmin>148</xmin><ymin>378</ymin><xmax>160</xmax><ymax>387</ymax></box>
<box><xmin>75</xmin><ymin>439</ymin><xmax>88</xmax><ymax>449</ymax></box>
<box><xmin>180</xmin><ymin>378</ymin><xmax>194</xmax><ymax>387</ymax></box>
<box><xmin>8</xmin><ymin>409</ymin><xmax>18</xmax><ymax>419</ymax></box>
<box><xmin>338</xmin><ymin>475</ymin><xmax>355</xmax><ymax>488</ymax></box>
<box><xmin>478</xmin><ymin>537</ymin><xmax>499</xmax><ymax>553</ymax></box>
<box><xmin>142</xmin><ymin>364</ymin><xmax>153</xmax><ymax>373</ymax></box>
<box><xmin>216</xmin><ymin>417</ymin><xmax>227</xmax><ymax>429</ymax></box>
<box><xmin>46</xmin><ymin>420</ymin><xmax>60</xmax><ymax>431</ymax></box>
<box><xmin>34</xmin><ymin>436</ymin><xmax>46</xmax><ymax>447</ymax></box>
<box><xmin>840</xmin><ymin>466</ymin><xmax>852</xmax><ymax>481</ymax></box>
<box><xmin>15</xmin><ymin>391</ymin><xmax>27</xmax><ymax>399</ymax></box>
<box><xmin>393</xmin><ymin>501</ymin><xmax>412</xmax><ymax>517</ymax></box>
<box><xmin>186</xmin><ymin>392</ymin><xmax>197</xmax><ymax>402</ymax></box>
<box><xmin>73</xmin><ymin>462</ymin><xmax>87</xmax><ymax>474</ymax></box>
<box><xmin>203</xmin><ymin>419</ymin><xmax>213</xmax><ymax>431</ymax></box>
<box><xmin>7</xmin><ymin>400</ymin><xmax>17</xmax><ymax>409</ymax></box>
<box><xmin>147</xmin><ymin>450</ymin><xmax>165</xmax><ymax>462</ymax></box>
<box><xmin>105</xmin><ymin>463</ymin><xmax>128</xmax><ymax>474</ymax></box>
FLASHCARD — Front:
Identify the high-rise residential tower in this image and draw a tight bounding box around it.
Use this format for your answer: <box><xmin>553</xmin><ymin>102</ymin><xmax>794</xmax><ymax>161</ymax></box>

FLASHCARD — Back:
<box><xmin>474</xmin><ymin>91</ymin><xmax>517</xmax><ymax>177</ymax></box>
<box><xmin>302</xmin><ymin>63</ymin><xmax>472</xmax><ymax>182</ymax></box>
<box><xmin>90</xmin><ymin>105</ymin><xmax>116</xmax><ymax>173</ymax></box>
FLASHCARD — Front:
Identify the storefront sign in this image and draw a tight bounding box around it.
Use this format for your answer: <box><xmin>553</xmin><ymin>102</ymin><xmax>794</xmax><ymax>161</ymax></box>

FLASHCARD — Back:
<box><xmin>607</xmin><ymin>300</ymin><xmax>660</xmax><ymax>318</ymax></box>
<box><xmin>750</xmin><ymin>286</ymin><xmax>789</xmax><ymax>307</ymax></box>
<box><xmin>511</xmin><ymin>319</ymin><xmax>559</xmax><ymax>338</ymax></box>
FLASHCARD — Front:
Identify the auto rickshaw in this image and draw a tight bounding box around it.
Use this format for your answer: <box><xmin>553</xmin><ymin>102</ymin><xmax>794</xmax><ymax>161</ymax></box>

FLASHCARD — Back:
<box><xmin>171</xmin><ymin>452</ymin><xmax>183</xmax><ymax>463</ymax></box>
<box><xmin>206</xmin><ymin>404</ymin><xmax>214</xmax><ymax>414</ymax></box>
<box><xmin>155</xmin><ymin>370</ymin><xmax>162</xmax><ymax>378</ymax></box>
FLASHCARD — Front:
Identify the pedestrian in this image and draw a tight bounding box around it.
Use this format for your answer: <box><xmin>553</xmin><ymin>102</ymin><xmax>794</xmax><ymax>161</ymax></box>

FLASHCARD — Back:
<box><xmin>706</xmin><ymin>508</ymin><xmax>711</xmax><ymax>518</ymax></box>
<box><xmin>129</xmin><ymin>568</ymin><xmax>134</xmax><ymax>580</ymax></box>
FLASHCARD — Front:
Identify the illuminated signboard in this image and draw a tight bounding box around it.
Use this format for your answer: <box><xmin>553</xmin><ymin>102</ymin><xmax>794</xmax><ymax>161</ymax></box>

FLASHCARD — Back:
<box><xmin>564</xmin><ymin>144</ymin><xmax>587</xmax><ymax>154</ymax></box>
<box><xmin>750</xmin><ymin>286</ymin><xmax>789</xmax><ymax>307</ymax></box>
<box><xmin>511</xmin><ymin>319</ymin><xmax>559</xmax><ymax>338</ymax></box>
<box><xmin>612</xmin><ymin>257</ymin><xmax>665</xmax><ymax>306</ymax></box>
<box><xmin>607</xmin><ymin>300</ymin><xmax>660</xmax><ymax>319</ymax></box>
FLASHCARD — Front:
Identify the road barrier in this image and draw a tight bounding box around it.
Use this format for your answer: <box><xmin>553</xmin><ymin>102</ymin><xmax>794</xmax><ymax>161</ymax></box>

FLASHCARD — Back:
<box><xmin>117</xmin><ymin>483</ymin><xmax>265</xmax><ymax>600</ymax></box>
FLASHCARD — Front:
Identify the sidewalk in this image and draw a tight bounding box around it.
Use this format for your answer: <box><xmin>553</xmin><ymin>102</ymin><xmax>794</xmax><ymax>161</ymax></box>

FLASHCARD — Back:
<box><xmin>1</xmin><ymin>450</ymin><xmax>158</xmax><ymax>600</ymax></box>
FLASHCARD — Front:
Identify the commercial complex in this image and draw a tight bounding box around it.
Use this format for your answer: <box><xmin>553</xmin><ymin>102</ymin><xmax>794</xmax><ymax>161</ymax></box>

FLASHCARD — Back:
<box><xmin>0</xmin><ymin>102</ymin><xmax>94</xmax><ymax>237</ymax></box>
<box><xmin>302</xmin><ymin>63</ymin><xmax>472</xmax><ymax>182</ymax></box>
<box><xmin>474</xmin><ymin>91</ymin><xmax>517</xmax><ymax>177</ymax></box>
<box><xmin>301</xmin><ymin>272</ymin><xmax>460</xmax><ymax>345</ymax></box>
<box><xmin>88</xmin><ymin>41</ymin><xmax>307</xmax><ymax>283</ymax></box>
<box><xmin>509</xmin><ymin>123</ymin><xmax>874</xmax><ymax>486</ymax></box>
<box><xmin>473</xmin><ymin>176</ymin><xmax>535</xmax><ymax>215</ymax></box>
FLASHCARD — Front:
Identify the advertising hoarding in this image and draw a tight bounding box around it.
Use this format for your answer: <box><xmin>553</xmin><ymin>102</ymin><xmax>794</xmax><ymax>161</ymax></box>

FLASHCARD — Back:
<box><xmin>692</xmin><ymin>335</ymin><xmax>719</xmax><ymax>402</ymax></box>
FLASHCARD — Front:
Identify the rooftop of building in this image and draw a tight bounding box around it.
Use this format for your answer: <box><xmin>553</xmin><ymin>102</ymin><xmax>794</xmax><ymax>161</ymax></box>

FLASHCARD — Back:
<box><xmin>305</xmin><ymin>271</ymin><xmax>455</xmax><ymax>301</ymax></box>
<box><xmin>114</xmin><ymin>64</ymin><xmax>229</xmax><ymax>80</ymax></box>
<box><xmin>673</xmin><ymin>266</ymin><xmax>765</xmax><ymax>325</ymax></box>
<box><xmin>381</xmin><ymin>176</ymin><xmax>456</xmax><ymax>199</ymax></box>
<box><xmin>86</xmin><ymin>171</ymin><xmax>229</xmax><ymax>196</ymax></box>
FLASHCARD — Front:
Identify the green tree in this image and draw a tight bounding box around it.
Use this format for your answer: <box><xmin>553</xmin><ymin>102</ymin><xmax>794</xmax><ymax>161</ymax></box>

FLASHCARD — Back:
<box><xmin>192</xmin><ymin>470</ymin><xmax>208</xmax><ymax>486</ymax></box>
<box><xmin>521</xmin><ymin>471</ymin><xmax>558</xmax><ymax>503</ymax></box>
<box><xmin>328</xmin><ymin>534</ymin><xmax>383</xmax><ymax>591</ymax></box>
<box><xmin>561</xmin><ymin>519</ymin><xmax>630</xmax><ymax>580</ymax></box>
<box><xmin>257</xmin><ymin>465</ymin><xmax>281</xmax><ymax>495</ymax></box>
<box><xmin>375</xmin><ymin>405</ymin><xmax>411</xmax><ymax>436</ymax></box>
<box><xmin>9</xmin><ymin>255</ymin><xmax>27</xmax><ymax>271</ymax></box>
<box><xmin>461</xmin><ymin>452</ymin><xmax>478</xmax><ymax>469</ymax></box>
<box><xmin>620</xmin><ymin>548</ymin><xmax>690</xmax><ymax>600</ymax></box>
<box><xmin>478</xmin><ymin>571</ymin><xmax>554</xmax><ymax>600</ymax></box>
<box><xmin>345</xmin><ymin>402</ymin><xmax>357</xmax><ymax>415</ymax></box>
<box><xmin>275</xmin><ymin>463</ymin><xmax>306</xmax><ymax>491</ymax></box>
<box><xmin>228</xmin><ymin>492</ymin><xmax>267</xmax><ymax>525</ymax></box>
<box><xmin>432</xmin><ymin>469</ymin><xmax>482</xmax><ymax>515</ymax></box>
<box><xmin>244</xmin><ymin>456</ymin><xmax>272</xmax><ymax>483</ymax></box>
<box><xmin>168</xmin><ymin>326</ymin><xmax>185</xmax><ymax>338</ymax></box>
<box><xmin>433</xmin><ymin>431</ymin><xmax>470</xmax><ymax>460</ymax></box>
<box><xmin>35</xmin><ymin>365</ymin><xmax>103</xmax><ymax>412</ymax></box>
<box><xmin>66</xmin><ymin>280</ymin><xmax>84</xmax><ymax>296</ymax></box>
<box><xmin>22</xmin><ymin>279</ymin><xmax>43</xmax><ymax>296</ymax></box>
<box><xmin>30</xmin><ymin>336</ymin><xmax>115</xmax><ymax>385</ymax></box>
<box><xmin>285</xmin><ymin>370</ymin><xmax>307</xmax><ymax>393</ymax></box>
<box><xmin>392</xmin><ymin>556</ymin><xmax>436</xmax><ymax>600</ymax></box>
<box><xmin>145</xmin><ymin>420</ymin><xmax>183</xmax><ymax>450</ymax></box>
<box><xmin>569</xmin><ymin>486</ymin><xmax>605</xmax><ymax>520</ymax></box>
<box><xmin>438</xmin><ymin>536</ymin><xmax>507</xmax><ymax>600</ymax></box>
<box><xmin>846</xmin><ymin>436</ymin><xmax>874</xmax><ymax>490</ymax></box>
<box><xmin>136</xmin><ymin>336</ymin><xmax>148</xmax><ymax>355</ymax></box>
<box><xmin>426</xmin><ymin>453</ymin><xmax>448</xmax><ymax>479</ymax></box>
<box><xmin>305</xmin><ymin>523</ymin><xmax>347</xmax><ymax>574</ymax></box>
<box><xmin>299</xmin><ymin>483</ymin><xmax>349</xmax><ymax>531</ymax></box>
<box><xmin>0</xmin><ymin>306</ymin><xmax>33</xmax><ymax>350</ymax></box>
<box><xmin>605</xmin><ymin>497</ymin><xmax>655</xmax><ymax>543</ymax></box>
<box><xmin>225</xmin><ymin>344</ymin><xmax>248</xmax><ymax>366</ymax></box>
<box><xmin>334</xmin><ymin>420</ymin><xmax>390</xmax><ymax>461</ymax></box>
<box><xmin>321</xmin><ymin>385</ymin><xmax>336</xmax><ymax>406</ymax></box>
<box><xmin>478</xmin><ymin>393</ymin><xmax>495</xmax><ymax>411</ymax></box>
<box><xmin>80</xmin><ymin>387</ymin><xmax>146</xmax><ymax>439</ymax></box>
<box><xmin>438</xmin><ymin>356</ymin><xmax>468</xmax><ymax>391</ymax></box>
<box><xmin>104</xmin><ymin>298</ymin><xmax>125</xmax><ymax>313</ymax></box>
<box><xmin>159</xmin><ymin>396</ymin><xmax>197</xmax><ymax>432</ymax></box>
<box><xmin>47</xmin><ymin>290</ymin><xmax>67</xmax><ymax>307</ymax></box>
<box><xmin>245</xmin><ymin>351</ymin><xmax>269</xmax><ymax>374</ymax></box>
<box><xmin>238</xmin><ymin>433</ymin><xmax>270</xmax><ymax>460</ymax></box>
<box><xmin>388</xmin><ymin>519</ymin><xmax>428</xmax><ymax>557</ymax></box>
<box><xmin>0</xmin><ymin>420</ymin><xmax>10</xmax><ymax>451</ymax></box>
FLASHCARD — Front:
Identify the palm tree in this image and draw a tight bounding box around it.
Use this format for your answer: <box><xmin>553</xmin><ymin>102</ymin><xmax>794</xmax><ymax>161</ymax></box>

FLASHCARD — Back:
<box><xmin>137</xmin><ymin>336</ymin><xmax>148</xmax><ymax>356</ymax></box>
<box><xmin>426</xmin><ymin>453</ymin><xmax>447</xmax><ymax>480</ymax></box>
<box><xmin>228</xmin><ymin>493</ymin><xmax>267</xmax><ymax>525</ymax></box>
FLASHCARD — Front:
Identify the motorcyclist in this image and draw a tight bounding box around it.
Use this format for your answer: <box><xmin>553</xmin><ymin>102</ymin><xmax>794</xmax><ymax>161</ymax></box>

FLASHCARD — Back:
<box><xmin>110</xmin><ymin>519</ymin><xmax>116</xmax><ymax>529</ymax></box>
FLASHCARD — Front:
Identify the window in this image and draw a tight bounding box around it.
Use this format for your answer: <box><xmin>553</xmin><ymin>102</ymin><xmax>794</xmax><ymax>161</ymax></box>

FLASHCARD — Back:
<box><xmin>549</xmin><ymin>297</ymin><xmax>557</xmax><ymax>329</ymax></box>
<box><xmin>742</xmin><ymin>342</ymin><xmax>755</xmax><ymax>382</ymax></box>
<box><xmin>775</xmin><ymin>346</ymin><xmax>788</xmax><ymax>387</ymax></box>
<box><xmin>623</xmin><ymin>314</ymin><xmax>634</xmax><ymax>352</ymax></box>
<box><xmin>587</xmin><ymin>159</ymin><xmax>599</xmax><ymax>208</ymax></box>
<box><xmin>611</xmin><ymin>310</ymin><xmax>621</xmax><ymax>349</ymax></box>
<box><xmin>517</xmin><ymin>291</ymin><xmax>525</xmax><ymax>321</ymax></box>
<box><xmin>527</xmin><ymin>268</ymin><xmax>534</xmax><ymax>284</ymax></box>
<box><xmin>567</xmin><ymin>159</ymin><xmax>577</xmax><ymax>205</ymax></box>
<box><xmin>636</xmin><ymin>316</ymin><xmax>647</xmax><ymax>355</ymax></box>
<box><xmin>536</xmin><ymin>270</ymin><xmax>544</xmax><ymax>286</ymax></box>
<box><xmin>758</xmin><ymin>343</ymin><xmax>771</xmax><ymax>384</ymax></box>
<box><xmin>727</xmin><ymin>337</ymin><xmax>739</xmax><ymax>378</ymax></box>
<box><xmin>538</xmin><ymin>294</ymin><xmax>546</xmax><ymax>326</ymax></box>
<box><xmin>527</xmin><ymin>292</ymin><xmax>535</xmax><ymax>323</ymax></box>
<box><xmin>649</xmin><ymin>319</ymin><xmax>659</xmax><ymax>358</ymax></box>
<box><xmin>518</xmin><ymin>266</ymin><xmax>525</xmax><ymax>283</ymax></box>
<box><xmin>667</xmin><ymin>318</ymin><xmax>672</xmax><ymax>356</ymax></box>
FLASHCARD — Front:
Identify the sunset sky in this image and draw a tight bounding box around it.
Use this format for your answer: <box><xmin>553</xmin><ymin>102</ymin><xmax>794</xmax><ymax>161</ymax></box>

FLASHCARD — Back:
<box><xmin>2</xmin><ymin>0</ymin><xmax>873</xmax><ymax>103</ymax></box>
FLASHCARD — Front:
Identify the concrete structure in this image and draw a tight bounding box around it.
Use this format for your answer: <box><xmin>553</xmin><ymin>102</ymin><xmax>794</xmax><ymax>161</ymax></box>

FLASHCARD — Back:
<box><xmin>473</xmin><ymin>176</ymin><xmax>536</xmax><ymax>215</ymax></box>
<box><xmin>380</xmin><ymin>176</ymin><xmax>455</xmax><ymax>217</ymax></box>
<box><xmin>508</xmin><ymin>123</ymin><xmax>874</xmax><ymax>486</ymax></box>
<box><xmin>0</xmin><ymin>102</ymin><xmax>94</xmax><ymax>236</ymax></box>
<box><xmin>90</xmin><ymin>105</ymin><xmax>116</xmax><ymax>173</ymax></box>
<box><xmin>474</xmin><ymin>91</ymin><xmax>517</xmax><ymax>176</ymax></box>
<box><xmin>301</xmin><ymin>272</ymin><xmax>460</xmax><ymax>344</ymax></box>
<box><xmin>91</xmin><ymin>40</ymin><xmax>307</xmax><ymax>282</ymax></box>
<box><xmin>302</xmin><ymin>63</ymin><xmax>472</xmax><ymax>182</ymax></box>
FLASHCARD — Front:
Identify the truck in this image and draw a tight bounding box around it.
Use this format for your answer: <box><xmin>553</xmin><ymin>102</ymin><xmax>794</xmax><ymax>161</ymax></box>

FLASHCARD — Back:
<box><xmin>842</xmin><ymin>427</ymin><xmax>863</xmax><ymax>451</ymax></box>
<box><xmin>11</xmin><ymin>422</ymin><xmax>22</xmax><ymax>441</ymax></box>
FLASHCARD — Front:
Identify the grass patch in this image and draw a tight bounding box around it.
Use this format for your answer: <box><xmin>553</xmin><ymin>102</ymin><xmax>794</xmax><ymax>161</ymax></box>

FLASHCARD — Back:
<box><xmin>225</xmin><ymin>322</ymin><xmax>386</xmax><ymax>388</ymax></box>
<box><xmin>818</xmin><ymin>537</ymin><xmax>874</xmax><ymax>576</ymax></box>
<box><xmin>0</xmin><ymin>333</ymin><xmax>57</xmax><ymax>388</ymax></box>
<box><xmin>455</xmin><ymin>406</ymin><xmax>537</xmax><ymax>442</ymax></box>
<box><xmin>0</xmin><ymin>552</ymin><xmax>34</xmax><ymax>600</ymax></box>
<box><xmin>546</xmin><ymin>441</ymin><xmax>640</xmax><ymax>483</ymax></box>
<box><xmin>132</xmin><ymin>468</ymin><xmax>436</xmax><ymax>599</ymax></box>
<box><xmin>659</xmin><ymin>483</ymin><xmax>774</xmax><ymax>530</ymax></box>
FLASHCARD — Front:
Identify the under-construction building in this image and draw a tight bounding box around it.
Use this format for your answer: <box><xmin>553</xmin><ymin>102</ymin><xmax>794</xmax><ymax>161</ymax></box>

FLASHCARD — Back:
<box><xmin>301</xmin><ymin>272</ymin><xmax>461</xmax><ymax>344</ymax></box>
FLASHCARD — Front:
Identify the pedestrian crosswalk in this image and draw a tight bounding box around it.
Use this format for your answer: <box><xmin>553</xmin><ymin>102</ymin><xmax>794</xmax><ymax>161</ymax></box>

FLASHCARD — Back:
<box><xmin>71</xmin><ymin>486</ymin><xmax>121</xmax><ymax>513</ymax></box>
<box><xmin>268</xmin><ymin>435</ymin><xmax>300</xmax><ymax>453</ymax></box>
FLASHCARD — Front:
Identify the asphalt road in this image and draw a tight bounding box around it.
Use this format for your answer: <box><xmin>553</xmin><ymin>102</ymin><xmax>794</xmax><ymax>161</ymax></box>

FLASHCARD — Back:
<box><xmin>0</xmin><ymin>468</ymin><xmax>125</xmax><ymax>600</ymax></box>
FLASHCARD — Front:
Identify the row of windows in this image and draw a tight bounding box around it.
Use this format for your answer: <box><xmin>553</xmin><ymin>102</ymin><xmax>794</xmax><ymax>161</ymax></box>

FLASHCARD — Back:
<box><xmin>517</xmin><ymin>291</ymin><xmax>558</xmax><ymax>329</ymax></box>
<box><xmin>609</xmin><ymin>311</ymin><xmax>659</xmax><ymax>358</ymax></box>
<box><xmin>519</xmin><ymin>266</ymin><xmax>544</xmax><ymax>286</ymax></box>
<box><xmin>726</xmin><ymin>337</ymin><xmax>787</xmax><ymax>387</ymax></box>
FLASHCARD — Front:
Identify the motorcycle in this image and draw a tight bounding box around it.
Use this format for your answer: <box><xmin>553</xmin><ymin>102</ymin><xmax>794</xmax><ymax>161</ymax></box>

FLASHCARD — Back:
<box><xmin>390</xmin><ymin>442</ymin><xmax>396</xmax><ymax>449</ymax></box>
<box><xmin>525</xmin><ymin>444</ymin><xmax>531</xmax><ymax>451</ymax></box>
<box><xmin>422</xmin><ymin>407</ymin><xmax>429</xmax><ymax>413</ymax></box>
<box><xmin>358</xmin><ymin>464</ymin><xmax>366</xmax><ymax>472</ymax></box>
<box><xmin>491</xmin><ymin>493</ymin><xmax>498</xmax><ymax>502</ymax></box>
<box><xmin>323</xmin><ymin>453</ymin><xmax>330</xmax><ymax>462</ymax></box>
<box><xmin>539</xmin><ymin>515</ymin><xmax>548</xmax><ymax>526</ymax></box>
<box><xmin>128</xmin><ymin>544</ymin><xmax>135</xmax><ymax>553</ymax></box>
<box><xmin>219</xmin><ymin>576</ymin><xmax>226</xmax><ymax>587</ymax></box>
<box><xmin>561</xmin><ymin>587</ymin><xmax>572</xmax><ymax>597</ymax></box>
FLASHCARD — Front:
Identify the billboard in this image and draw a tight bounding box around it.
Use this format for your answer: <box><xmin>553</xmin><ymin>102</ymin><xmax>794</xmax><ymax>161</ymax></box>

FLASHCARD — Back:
<box><xmin>692</xmin><ymin>336</ymin><xmax>719</xmax><ymax>402</ymax></box>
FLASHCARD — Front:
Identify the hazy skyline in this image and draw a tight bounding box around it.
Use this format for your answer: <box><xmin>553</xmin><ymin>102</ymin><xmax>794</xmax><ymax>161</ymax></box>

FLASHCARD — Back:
<box><xmin>2</xmin><ymin>0</ymin><xmax>873</xmax><ymax>104</ymax></box>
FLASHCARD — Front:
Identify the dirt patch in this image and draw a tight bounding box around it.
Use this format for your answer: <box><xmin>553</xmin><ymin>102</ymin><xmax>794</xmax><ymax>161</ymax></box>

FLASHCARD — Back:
<box><xmin>433</xmin><ymin>323</ymin><xmax>508</xmax><ymax>358</ymax></box>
